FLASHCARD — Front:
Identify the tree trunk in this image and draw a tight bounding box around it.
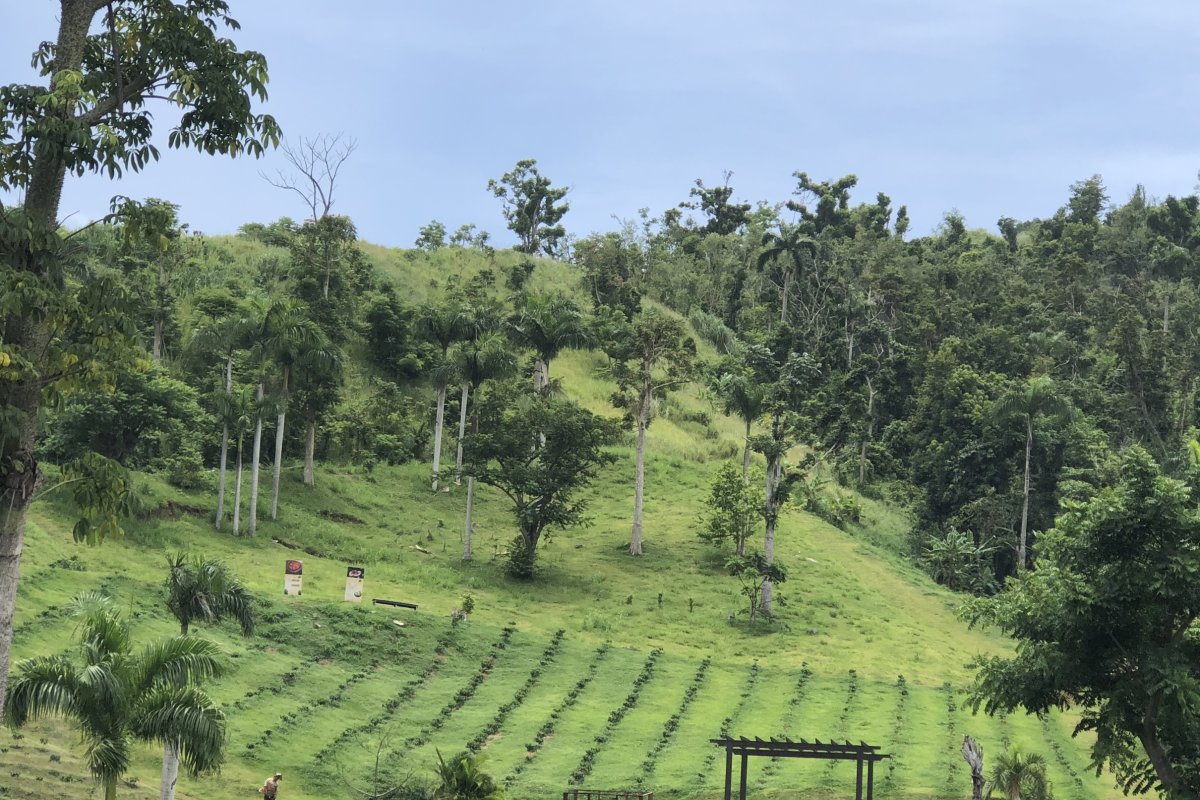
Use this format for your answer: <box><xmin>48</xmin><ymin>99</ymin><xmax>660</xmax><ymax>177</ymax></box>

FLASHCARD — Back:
<box><xmin>1018</xmin><ymin>417</ymin><xmax>1032</xmax><ymax>571</ymax></box>
<box><xmin>104</xmin><ymin>774</ymin><xmax>117</xmax><ymax>800</ymax></box>
<box><xmin>761</xmin><ymin>453</ymin><xmax>782</xmax><ymax>615</ymax></box>
<box><xmin>249</xmin><ymin>381</ymin><xmax>264</xmax><ymax>536</ymax></box>
<box><xmin>233</xmin><ymin>440</ymin><xmax>244</xmax><ymax>535</ymax></box>
<box><xmin>271</xmin><ymin>369</ymin><xmax>289</xmax><ymax>520</ymax></box>
<box><xmin>160</xmin><ymin>741</ymin><xmax>180</xmax><ymax>800</ymax></box>
<box><xmin>215</xmin><ymin>423</ymin><xmax>229</xmax><ymax>529</ymax></box>
<box><xmin>431</xmin><ymin>384</ymin><xmax>447</xmax><ymax>491</ymax></box>
<box><xmin>858</xmin><ymin>377</ymin><xmax>875</xmax><ymax>487</ymax></box>
<box><xmin>781</xmin><ymin>270</ymin><xmax>792</xmax><ymax>323</ymax></box>
<box><xmin>962</xmin><ymin>735</ymin><xmax>985</xmax><ymax>800</ymax></box>
<box><xmin>215</xmin><ymin>355</ymin><xmax>233</xmax><ymax>529</ymax></box>
<box><xmin>153</xmin><ymin>315</ymin><xmax>164</xmax><ymax>362</ymax></box>
<box><xmin>630</xmin><ymin>386</ymin><xmax>649</xmax><ymax>556</ymax></box>
<box><xmin>534</xmin><ymin>357</ymin><xmax>549</xmax><ymax>394</ymax></box>
<box><xmin>1136</xmin><ymin>715</ymin><xmax>1190</xmax><ymax>799</ymax></box>
<box><xmin>455</xmin><ymin>381</ymin><xmax>469</xmax><ymax>485</ymax></box>
<box><xmin>742</xmin><ymin>419</ymin><xmax>752</xmax><ymax>483</ymax></box>
<box><xmin>303</xmin><ymin>419</ymin><xmax>316</xmax><ymax>486</ymax></box>
<box><xmin>464</xmin><ymin>476</ymin><xmax>476</xmax><ymax>561</ymax></box>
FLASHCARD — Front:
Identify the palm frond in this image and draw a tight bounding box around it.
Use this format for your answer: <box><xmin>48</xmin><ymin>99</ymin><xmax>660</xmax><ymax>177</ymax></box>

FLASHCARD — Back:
<box><xmin>3</xmin><ymin>655</ymin><xmax>82</xmax><ymax>726</ymax></box>
<box><xmin>133</xmin><ymin>685</ymin><xmax>226</xmax><ymax>775</ymax></box>
<box><xmin>135</xmin><ymin>636</ymin><xmax>226</xmax><ymax>690</ymax></box>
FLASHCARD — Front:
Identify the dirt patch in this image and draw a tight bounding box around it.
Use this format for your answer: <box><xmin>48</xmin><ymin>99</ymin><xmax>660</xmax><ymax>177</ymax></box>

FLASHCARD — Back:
<box><xmin>141</xmin><ymin>500</ymin><xmax>207</xmax><ymax>520</ymax></box>
<box><xmin>319</xmin><ymin>509</ymin><xmax>366</xmax><ymax>525</ymax></box>
<box><xmin>264</xmin><ymin>647</ymin><xmax>280</xmax><ymax>654</ymax></box>
<box><xmin>317</xmin><ymin>658</ymin><xmax>332</xmax><ymax>666</ymax></box>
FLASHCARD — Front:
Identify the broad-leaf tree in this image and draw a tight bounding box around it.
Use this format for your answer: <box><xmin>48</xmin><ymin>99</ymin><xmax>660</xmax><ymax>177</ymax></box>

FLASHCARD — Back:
<box><xmin>0</xmin><ymin>0</ymin><xmax>279</xmax><ymax>722</ymax></box>
<box><xmin>965</xmin><ymin>447</ymin><xmax>1200</xmax><ymax>799</ymax></box>
<box><xmin>487</xmin><ymin>159</ymin><xmax>570</xmax><ymax>257</ymax></box>
<box><xmin>4</xmin><ymin>593</ymin><xmax>227</xmax><ymax>800</ymax></box>
<box><xmin>461</xmin><ymin>382</ymin><xmax>619</xmax><ymax>579</ymax></box>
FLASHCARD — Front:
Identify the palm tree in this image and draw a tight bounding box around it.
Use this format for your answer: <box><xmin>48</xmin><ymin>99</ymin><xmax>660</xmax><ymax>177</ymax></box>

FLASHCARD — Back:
<box><xmin>215</xmin><ymin>383</ymin><xmax>258</xmax><ymax>536</ymax></box>
<box><xmin>757</xmin><ymin>223</ymin><xmax>816</xmax><ymax>323</ymax></box>
<box><xmin>187</xmin><ymin>309</ymin><xmax>250</xmax><ymax>530</ymax></box>
<box><xmin>993</xmin><ymin>375</ymin><xmax>1072</xmax><ymax>571</ymax></box>
<box><xmin>987</xmin><ymin>748</ymin><xmax>1051</xmax><ymax>800</ymax></box>
<box><xmin>509</xmin><ymin>292</ymin><xmax>590</xmax><ymax>394</ymax></box>
<box><xmin>709</xmin><ymin>369</ymin><xmax>767</xmax><ymax>482</ymax></box>
<box><xmin>4</xmin><ymin>593</ymin><xmax>226</xmax><ymax>800</ymax></box>
<box><xmin>454</xmin><ymin>333</ymin><xmax>518</xmax><ymax>560</ymax></box>
<box><xmin>419</xmin><ymin>301</ymin><xmax>467</xmax><ymax>491</ymax></box>
<box><xmin>165</xmin><ymin>554</ymin><xmax>255</xmax><ymax>637</ymax></box>
<box><xmin>433</xmin><ymin>749</ymin><xmax>503</xmax><ymax>800</ymax></box>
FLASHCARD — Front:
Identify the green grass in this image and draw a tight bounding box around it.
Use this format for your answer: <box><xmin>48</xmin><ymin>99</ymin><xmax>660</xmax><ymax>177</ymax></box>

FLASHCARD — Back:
<box><xmin>0</xmin><ymin>242</ymin><xmax>1127</xmax><ymax>800</ymax></box>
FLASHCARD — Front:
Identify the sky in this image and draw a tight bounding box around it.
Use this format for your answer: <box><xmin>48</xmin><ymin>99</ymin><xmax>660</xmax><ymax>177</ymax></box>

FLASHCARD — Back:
<box><xmin>3</xmin><ymin>1</ymin><xmax>1200</xmax><ymax>248</ymax></box>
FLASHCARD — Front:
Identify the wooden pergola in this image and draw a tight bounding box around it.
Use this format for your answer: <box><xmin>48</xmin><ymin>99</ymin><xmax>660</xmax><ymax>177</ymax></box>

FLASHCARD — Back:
<box><xmin>711</xmin><ymin>736</ymin><xmax>891</xmax><ymax>800</ymax></box>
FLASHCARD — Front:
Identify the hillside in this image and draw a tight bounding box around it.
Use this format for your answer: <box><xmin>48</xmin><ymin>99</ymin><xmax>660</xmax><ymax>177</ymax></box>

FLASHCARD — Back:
<box><xmin>0</xmin><ymin>241</ymin><xmax>1120</xmax><ymax>800</ymax></box>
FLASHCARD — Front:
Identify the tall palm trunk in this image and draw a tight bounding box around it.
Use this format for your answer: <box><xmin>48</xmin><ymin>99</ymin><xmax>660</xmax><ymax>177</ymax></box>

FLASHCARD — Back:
<box><xmin>463</xmin><ymin>414</ymin><xmax>480</xmax><ymax>561</ymax></box>
<box><xmin>1018</xmin><ymin>417</ymin><xmax>1032</xmax><ymax>571</ymax></box>
<box><xmin>233</xmin><ymin>437</ymin><xmax>244</xmax><ymax>535</ymax></box>
<box><xmin>455</xmin><ymin>381</ymin><xmax>469</xmax><ymax>485</ymax></box>
<box><xmin>742</xmin><ymin>419</ymin><xmax>752</xmax><ymax>482</ymax></box>
<box><xmin>153</xmin><ymin>316</ymin><xmax>164</xmax><ymax>362</ymax></box>
<box><xmin>534</xmin><ymin>357</ymin><xmax>549</xmax><ymax>394</ymax></box>
<box><xmin>858</xmin><ymin>376</ymin><xmax>875</xmax><ymax>487</ymax></box>
<box><xmin>161</xmin><ymin>740</ymin><xmax>180</xmax><ymax>800</ymax></box>
<box><xmin>781</xmin><ymin>269</ymin><xmax>793</xmax><ymax>322</ymax></box>
<box><xmin>104</xmin><ymin>774</ymin><xmax>117</xmax><ymax>800</ymax></box>
<box><xmin>249</xmin><ymin>381</ymin><xmax>264</xmax><ymax>536</ymax></box>
<box><xmin>630</xmin><ymin>382</ymin><xmax>650</xmax><ymax>555</ymax></box>
<box><xmin>431</xmin><ymin>383</ymin><xmax>447</xmax><ymax>491</ymax></box>
<box><xmin>761</xmin><ymin>452</ymin><xmax>783</xmax><ymax>615</ymax></box>
<box><xmin>215</xmin><ymin>355</ymin><xmax>233</xmax><ymax>529</ymax></box>
<box><xmin>271</xmin><ymin>368</ymin><xmax>290</xmax><ymax>520</ymax></box>
<box><xmin>303</xmin><ymin>419</ymin><xmax>316</xmax><ymax>486</ymax></box>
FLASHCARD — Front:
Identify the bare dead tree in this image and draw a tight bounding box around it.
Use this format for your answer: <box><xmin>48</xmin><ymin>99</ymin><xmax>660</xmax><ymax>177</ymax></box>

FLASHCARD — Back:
<box><xmin>962</xmin><ymin>735</ymin><xmax>986</xmax><ymax>800</ymax></box>
<box><xmin>262</xmin><ymin>133</ymin><xmax>357</xmax><ymax>222</ymax></box>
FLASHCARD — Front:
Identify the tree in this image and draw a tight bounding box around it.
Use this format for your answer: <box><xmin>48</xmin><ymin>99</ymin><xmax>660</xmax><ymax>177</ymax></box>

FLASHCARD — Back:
<box><xmin>161</xmin><ymin>555</ymin><xmax>252</xmax><ymax>800</ymax></box>
<box><xmin>0</xmin><ymin>0</ymin><xmax>279</xmax><ymax>722</ymax></box>
<box><xmin>263</xmin><ymin>133</ymin><xmax>356</xmax><ymax>222</ymax></box>
<box><xmin>509</xmin><ymin>292</ymin><xmax>590</xmax><ymax>394</ymax></box>
<box><xmin>462</xmin><ymin>383</ymin><xmax>619</xmax><ymax>578</ymax></box>
<box><xmin>452</xmin><ymin>332</ymin><xmax>518</xmax><ymax>560</ymax></box>
<box><xmin>965</xmin><ymin>447</ymin><xmax>1200</xmax><ymax>799</ymax></box>
<box><xmin>699</xmin><ymin>462</ymin><xmax>762</xmax><ymax>557</ymax></box>
<box><xmin>681</xmin><ymin>172</ymin><xmax>752</xmax><ymax>236</ymax></box>
<box><xmin>433</xmin><ymin>749</ymin><xmax>504</xmax><ymax>800</ymax></box>
<box><xmin>164</xmin><ymin>554</ymin><xmax>255</xmax><ymax>637</ymax></box>
<box><xmin>606</xmin><ymin>309</ymin><xmax>695</xmax><ymax>555</ymax></box>
<box><xmin>758</xmin><ymin>223</ymin><xmax>817</xmax><ymax>323</ymax></box>
<box><xmin>419</xmin><ymin>300</ymin><xmax>467</xmax><ymax>491</ymax></box>
<box><xmin>487</xmin><ymin>159</ymin><xmax>570</xmax><ymax>257</ymax></box>
<box><xmin>4</xmin><ymin>593</ymin><xmax>227</xmax><ymax>800</ymax></box>
<box><xmin>708</xmin><ymin>365</ymin><xmax>767</xmax><ymax>480</ymax></box>
<box><xmin>114</xmin><ymin>197</ymin><xmax>192</xmax><ymax>362</ymax></box>
<box><xmin>992</xmin><ymin>375</ymin><xmax>1072</xmax><ymax>571</ymax></box>
<box><xmin>726</xmin><ymin>552</ymin><xmax>788</xmax><ymax>624</ymax></box>
<box><xmin>416</xmin><ymin>220</ymin><xmax>447</xmax><ymax>251</ymax></box>
<box><xmin>986</xmin><ymin>749</ymin><xmax>1051</xmax><ymax>800</ymax></box>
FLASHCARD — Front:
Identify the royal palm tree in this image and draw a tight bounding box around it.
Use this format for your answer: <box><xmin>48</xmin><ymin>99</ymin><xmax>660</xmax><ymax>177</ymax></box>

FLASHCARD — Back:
<box><xmin>509</xmin><ymin>291</ymin><xmax>590</xmax><ymax>394</ymax></box>
<box><xmin>757</xmin><ymin>223</ymin><xmax>816</xmax><ymax>323</ymax></box>
<box><xmin>165</xmin><ymin>554</ymin><xmax>255</xmax><ymax>637</ymax></box>
<box><xmin>419</xmin><ymin>300</ymin><xmax>467</xmax><ymax>491</ymax></box>
<box><xmin>188</xmin><ymin>309</ymin><xmax>251</xmax><ymax>531</ymax></box>
<box><xmin>987</xmin><ymin>748</ymin><xmax>1051</xmax><ymax>800</ymax></box>
<box><xmin>214</xmin><ymin>383</ymin><xmax>258</xmax><ymax>536</ymax></box>
<box><xmin>454</xmin><ymin>333</ymin><xmax>518</xmax><ymax>560</ymax></box>
<box><xmin>4</xmin><ymin>593</ymin><xmax>226</xmax><ymax>800</ymax></box>
<box><xmin>709</xmin><ymin>368</ymin><xmax>767</xmax><ymax>482</ymax></box>
<box><xmin>993</xmin><ymin>375</ymin><xmax>1072</xmax><ymax>571</ymax></box>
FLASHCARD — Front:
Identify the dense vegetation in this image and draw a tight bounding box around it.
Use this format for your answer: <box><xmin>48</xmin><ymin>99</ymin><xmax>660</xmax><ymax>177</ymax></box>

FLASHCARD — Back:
<box><xmin>3</xmin><ymin>3</ymin><xmax>1198</xmax><ymax>800</ymax></box>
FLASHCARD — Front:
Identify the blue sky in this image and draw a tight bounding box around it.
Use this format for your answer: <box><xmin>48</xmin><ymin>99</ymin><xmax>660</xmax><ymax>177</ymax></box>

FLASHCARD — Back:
<box><xmin>4</xmin><ymin>1</ymin><xmax>1200</xmax><ymax>247</ymax></box>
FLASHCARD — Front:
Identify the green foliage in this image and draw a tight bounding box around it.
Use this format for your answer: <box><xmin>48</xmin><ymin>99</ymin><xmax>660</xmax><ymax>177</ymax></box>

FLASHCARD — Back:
<box><xmin>164</xmin><ymin>553</ymin><xmax>255</xmax><ymax>637</ymax></box>
<box><xmin>463</xmin><ymin>382</ymin><xmax>620</xmax><ymax>578</ymax></box>
<box><xmin>698</xmin><ymin>462</ymin><xmax>762</xmax><ymax>556</ymax></box>
<box><xmin>417</xmin><ymin>220</ymin><xmax>448</xmax><ymax>252</ymax></box>
<box><xmin>433</xmin><ymin>749</ymin><xmax>503</xmax><ymax>800</ymax></box>
<box><xmin>486</xmin><ymin>159</ymin><xmax>569</xmax><ymax>257</ymax></box>
<box><xmin>41</xmin><ymin>365</ymin><xmax>211</xmax><ymax>487</ymax></box>
<box><xmin>965</xmin><ymin>447</ymin><xmax>1200</xmax><ymax>797</ymax></box>
<box><xmin>726</xmin><ymin>551</ymin><xmax>788</xmax><ymax>623</ymax></box>
<box><xmin>920</xmin><ymin>527</ymin><xmax>998</xmax><ymax>595</ymax></box>
<box><xmin>987</xmin><ymin>748</ymin><xmax>1052</xmax><ymax>800</ymax></box>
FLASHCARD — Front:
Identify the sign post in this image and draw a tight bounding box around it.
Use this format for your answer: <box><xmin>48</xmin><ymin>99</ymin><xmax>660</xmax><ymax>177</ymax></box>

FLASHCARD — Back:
<box><xmin>284</xmin><ymin>559</ymin><xmax>303</xmax><ymax>596</ymax></box>
<box><xmin>344</xmin><ymin>566</ymin><xmax>365</xmax><ymax>602</ymax></box>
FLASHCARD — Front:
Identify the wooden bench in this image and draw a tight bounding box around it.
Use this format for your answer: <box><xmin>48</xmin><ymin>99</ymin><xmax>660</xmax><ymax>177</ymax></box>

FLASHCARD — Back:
<box><xmin>372</xmin><ymin>598</ymin><xmax>418</xmax><ymax>609</ymax></box>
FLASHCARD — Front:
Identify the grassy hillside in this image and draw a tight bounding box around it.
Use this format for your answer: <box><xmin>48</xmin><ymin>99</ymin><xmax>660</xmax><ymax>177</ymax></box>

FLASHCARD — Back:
<box><xmin>0</xmin><ymin>241</ymin><xmax>1120</xmax><ymax>800</ymax></box>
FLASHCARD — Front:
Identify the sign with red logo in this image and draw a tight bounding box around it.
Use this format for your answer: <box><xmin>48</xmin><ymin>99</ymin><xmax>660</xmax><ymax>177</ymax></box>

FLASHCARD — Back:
<box><xmin>344</xmin><ymin>566</ymin><xmax>364</xmax><ymax>602</ymax></box>
<box><xmin>284</xmin><ymin>560</ymin><xmax>303</xmax><ymax>596</ymax></box>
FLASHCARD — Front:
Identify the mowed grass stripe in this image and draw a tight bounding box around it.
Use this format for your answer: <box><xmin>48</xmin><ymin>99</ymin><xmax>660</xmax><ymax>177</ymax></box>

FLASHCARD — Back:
<box><xmin>517</xmin><ymin>646</ymin><xmax>655</xmax><ymax>795</ymax></box>
<box><xmin>227</xmin><ymin>661</ymin><xmax>356</xmax><ymax>752</ymax></box>
<box><xmin>769</xmin><ymin>672</ymin><xmax>856</xmax><ymax>792</ymax></box>
<box><xmin>587</xmin><ymin>653</ymin><xmax>698</xmax><ymax>788</ymax></box>
<box><xmin>653</xmin><ymin>661</ymin><xmax>746</xmax><ymax>788</ymax></box>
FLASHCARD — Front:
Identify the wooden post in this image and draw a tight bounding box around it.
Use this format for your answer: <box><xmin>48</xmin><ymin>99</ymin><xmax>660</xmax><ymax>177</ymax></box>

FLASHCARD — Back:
<box><xmin>856</xmin><ymin>758</ymin><xmax>863</xmax><ymax>800</ymax></box>
<box><xmin>739</xmin><ymin>752</ymin><xmax>748</xmax><ymax>800</ymax></box>
<box><xmin>867</xmin><ymin>758</ymin><xmax>875</xmax><ymax>800</ymax></box>
<box><xmin>724</xmin><ymin>746</ymin><xmax>733</xmax><ymax>800</ymax></box>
